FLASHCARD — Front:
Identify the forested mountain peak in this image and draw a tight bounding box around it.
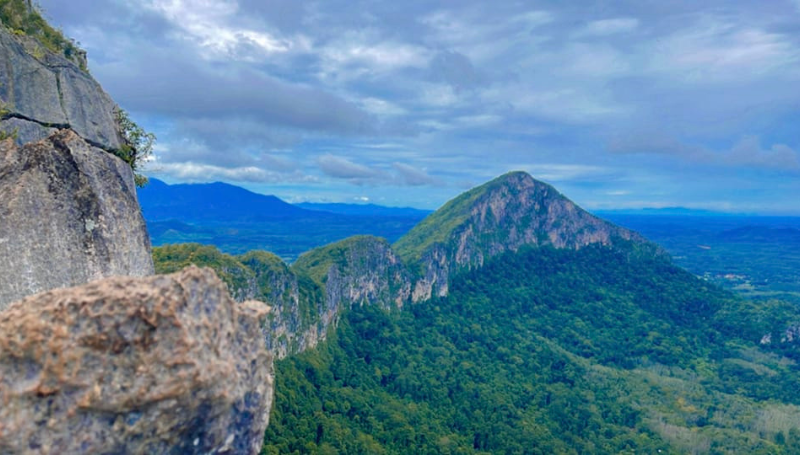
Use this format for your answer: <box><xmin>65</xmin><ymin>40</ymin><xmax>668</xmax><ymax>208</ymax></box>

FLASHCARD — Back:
<box><xmin>395</xmin><ymin>170</ymin><xmax>662</xmax><ymax>301</ymax></box>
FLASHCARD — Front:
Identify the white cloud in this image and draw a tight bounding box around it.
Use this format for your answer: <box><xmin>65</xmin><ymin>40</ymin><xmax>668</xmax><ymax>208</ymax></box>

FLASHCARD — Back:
<box><xmin>579</xmin><ymin>18</ymin><xmax>639</xmax><ymax>37</ymax></box>
<box><xmin>649</xmin><ymin>22</ymin><xmax>800</xmax><ymax>82</ymax></box>
<box><xmin>150</xmin><ymin>162</ymin><xmax>312</xmax><ymax>183</ymax></box>
<box><xmin>317</xmin><ymin>154</ymin><xmax>383</xmax><ymax>180</ymax></box>
<box><xmin>392</xmin><ymin>163</ymin><xmax>439</xmax><ymax>186</ymax></box>
<box><xmin>142</xmin><ymin>0</ymin><xmax>305</xmax><ymax>61</ymax></box>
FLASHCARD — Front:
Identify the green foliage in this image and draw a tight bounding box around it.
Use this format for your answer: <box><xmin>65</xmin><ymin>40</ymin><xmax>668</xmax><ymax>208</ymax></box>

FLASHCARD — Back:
<box><xmin>393</xmin><ymin>173</ymin><xmax>502</xmax><ymax>271</ymax></box>
<box><xmin>0</xmin><ymin>0</ymin><xmax>86</xmax><ymax>71</ymax></box>
<box><xmin>264</xmin><ymin>245</ymin><xmax>800</xmax><ymax>454</ymax></box>
<box><xmin>114</xmin><ymin>108</ymin><xmax>155</xmax><ymax>187</ymax></box>
<box><xmin>152</xmin><ymin>243</ymin><xmax>256</xmax><ymax>298</ymax></box>
<box><xmin>0</xmin><ymin>127</ymin><xmax>17</xmax><ymax>140</ymax></box>
<box><xmin>292</xmin><ymin>235</ymin><xmax>387</xmax><ymax>285</ymax></box>
<box><xmin>153</xmin><ymin>243</ymin><xmax>326</xmax><ymax>331</ymax></box>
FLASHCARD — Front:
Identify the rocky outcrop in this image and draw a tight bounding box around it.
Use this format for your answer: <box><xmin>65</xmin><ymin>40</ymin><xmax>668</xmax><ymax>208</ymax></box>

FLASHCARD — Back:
<box><xmin>153</xmin><ymin>244</ymin><xmax>327</xmax><ymax>359</ymax></box>
<box><xmin>395</xmin><ymin>171</ymin><xmax>663</xmax><ymax>301</ymax></box>
<box><xmin>0</xmin><ymin>130</ymin><xmax>154</xmax><ymax>309</ymax></box>
<box><xmin>0</xmin><ymin>266</ymin><xmax>273</xmax><ymax>455</ymax></box>
<box><xmin>294</xmin><ymin>235</ymin><xmax>411</xmax><ymax>311</ymax></box>
<box><xmin>0</xmin><ymin>26</ymin><xmax>122</xmax><ymax>149</ymax></box>
<box><xmin>152</xmin><ymin>238</ymin><xmax>412</xmax><ymax>358</ymax></box>
<box><xmin>239</xmin><ymin>250</ymin><xmax>327</xmax><ymax>359</ymax></box>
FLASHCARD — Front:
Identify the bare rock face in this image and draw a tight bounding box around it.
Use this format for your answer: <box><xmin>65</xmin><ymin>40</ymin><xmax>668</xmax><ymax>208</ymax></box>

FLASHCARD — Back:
<box><xmin>0</xmin><ymin>27</ymin><xmax>122</xmax><ymax>149</ymax></box>
<box><xmin>0</xmin><ymin>266</ymin><xmax>273</xmax><ymax>455</ymax></box>
<box><xmin>0</xmin><ymin>130</ymin><xmax>154</xmax><ymax>309</ymax></box>
<box><xmin>396</xmin><ymin>171</ymin><xmax>663</xmax><ymax>301</ymax></box>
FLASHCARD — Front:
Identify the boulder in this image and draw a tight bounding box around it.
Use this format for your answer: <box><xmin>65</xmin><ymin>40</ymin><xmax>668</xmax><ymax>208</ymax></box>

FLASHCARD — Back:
<box><xmin>0</xmin><ymin>129</ymin><xmax>154</xmax><ymax>309</ymax></box>
<box><xmin>0</xmin><ymin>266</ymin><xmax>273</xmax><ymax>454</ymax></box>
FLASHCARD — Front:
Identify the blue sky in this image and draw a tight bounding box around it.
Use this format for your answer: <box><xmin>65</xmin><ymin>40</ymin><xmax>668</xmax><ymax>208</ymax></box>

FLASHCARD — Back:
<box><xmin>40</xmin><ymin>0</ymin><xmax>800</xmax><ymax>213</ymax></box>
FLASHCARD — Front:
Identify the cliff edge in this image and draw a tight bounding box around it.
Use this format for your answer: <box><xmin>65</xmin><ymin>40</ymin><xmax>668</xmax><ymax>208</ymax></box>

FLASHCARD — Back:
<box><xmin>0</xmin><ymin>129</ymin><xmax>154</xmax><ymax>309</ymax></box>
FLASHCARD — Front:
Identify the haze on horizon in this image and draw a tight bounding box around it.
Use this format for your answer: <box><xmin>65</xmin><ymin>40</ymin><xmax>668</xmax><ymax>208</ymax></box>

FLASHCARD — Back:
<box><xmin>39</xmin><ymin>0</ymin><xmax>800</xmax><ymax>214</ymax></box>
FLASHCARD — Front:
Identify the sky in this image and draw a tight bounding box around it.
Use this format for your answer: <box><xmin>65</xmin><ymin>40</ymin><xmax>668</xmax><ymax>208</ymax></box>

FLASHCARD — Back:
<box><xmin>38</xmin><ymin>0</ymin><xmax>800</xmax><ymax>213</ymax></box>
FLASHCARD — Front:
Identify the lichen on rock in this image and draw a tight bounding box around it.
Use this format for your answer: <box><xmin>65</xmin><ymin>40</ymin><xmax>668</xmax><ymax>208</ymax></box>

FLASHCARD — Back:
<box><xmin>0</xmin><ymin>266</ymin><xmax>273</xmax><ymax>455</ymax></box>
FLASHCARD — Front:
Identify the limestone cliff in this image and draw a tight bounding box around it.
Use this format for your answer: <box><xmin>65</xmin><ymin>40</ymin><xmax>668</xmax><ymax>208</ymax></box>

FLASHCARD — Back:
<box><xmin>0</xmin><ymin>130</ymin><xmax>154</xmax><ymax>309</ymax></box>
<box><xmin>153</xmin><ymin>238</ymin><xmax>412</xmax><ymax>358</ymax></box>
<box><xmin>153</xmin><ymin>244</ymin><xmax>325</xmax><ymax>358</ymax></box>
<box><xmin>0</xmin><ymin>266</ymin><xmax>273</xmax><ymax>455</ymax></box>
<box><xmin>0</xmin><ymin>25</ymin><xmax>121</xmax><ymax>149</ymax></box>
<box><xmin>394</xmin><ymin>171</ymin><xmax>663</xmax><ymax>301</ymax></box>
<box><xmin>292</xmin><ymin>235</ymin><xmax>411</xmax><ymax>311</ymax></box>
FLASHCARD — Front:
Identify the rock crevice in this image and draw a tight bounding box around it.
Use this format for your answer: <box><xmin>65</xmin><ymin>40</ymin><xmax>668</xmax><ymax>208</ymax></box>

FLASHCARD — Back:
<box><xmin>0</xmin><ymin>129</ymin><xmax>154</xmax><ymax>309</ymax></box>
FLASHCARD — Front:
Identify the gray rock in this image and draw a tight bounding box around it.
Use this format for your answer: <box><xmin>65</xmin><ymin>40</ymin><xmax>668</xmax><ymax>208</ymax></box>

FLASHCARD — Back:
<box><xmin>0</xmin><ymin>28</ymin><xmax>121</xmax><ymax>149</ymax></box>
<box><xmin>0</xmin><ymin>266</ymin><xmax>273</xmax><ymax>455</ymax></box>
<box><xmin>0</xmin><ymin>129</ymin><xmax>154</xmax><ymax>309</ymax></box>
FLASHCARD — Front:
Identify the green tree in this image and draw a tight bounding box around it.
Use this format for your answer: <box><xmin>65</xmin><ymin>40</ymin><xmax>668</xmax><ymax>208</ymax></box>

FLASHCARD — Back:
<box><xmin>114</xmin><ymin>108</ymin><xmax>155</xmax><ymax>187</ymax></box>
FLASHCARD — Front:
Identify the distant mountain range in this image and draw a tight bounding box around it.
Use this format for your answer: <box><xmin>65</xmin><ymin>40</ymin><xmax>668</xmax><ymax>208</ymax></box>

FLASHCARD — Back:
<box><xmin>137</xmin><ymin>179</ymin><xmax>313</xmax><ymax>221</ymax></box>
<box><xmin>136</xmin><ymin>179</ymin><xmax>431</xmax><ymax>260</ymax></box>
<box><xmin>594</xmin><ymin>207</ymin><xmax>746</xmax><ymax>216</ymax></box>
<box><xmin>296</xmin><ymin>202</ymin><xmax>432</xmax><ymax>218</ymax></box>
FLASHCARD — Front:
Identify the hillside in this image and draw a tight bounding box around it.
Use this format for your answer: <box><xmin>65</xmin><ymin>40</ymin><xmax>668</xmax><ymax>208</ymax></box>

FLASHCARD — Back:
<box><xmin>264</xmin><ymin>239</ymin><xmax>800</xmax><ymax>454</ymax></box>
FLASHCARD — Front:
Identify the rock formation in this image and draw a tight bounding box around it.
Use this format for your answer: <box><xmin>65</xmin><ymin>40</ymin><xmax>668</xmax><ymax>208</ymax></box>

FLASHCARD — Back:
<box><xmin>0</xmin><ymin>130</ymin><xmax>154</xmax><ymax>309</ymax></box>
<box><xmin>394</xmin><ymin>171</ymin><xmax>663</xmax><ymax>301</ymax></box>
<box><xmin>153</xmin><ymin>238</ymin><xmax>412</xmax><ymax>359</ymax></box>
<box><xmin>0</xmin><ymin>26</ymin><xmax>121</xmax><ymax>149</ymax></box>
<box><xmin>293</xmin><ymin>235</ymin><xmax>411</xmax><ymax>311</ymax></box>
<box><xmin>0</xmin><ymin>266</ymin><xmax>273</xmax><ymax>455</ymax></box>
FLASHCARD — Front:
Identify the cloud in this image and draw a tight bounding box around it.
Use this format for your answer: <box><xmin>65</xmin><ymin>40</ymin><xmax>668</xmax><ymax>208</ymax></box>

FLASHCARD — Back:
<box><xmin>429</xmin><ymin>50</ymin><xmax>482</xmax><ymax>91</ymax></box>
<box><xmin>97</xmin><ymin>48</ymin><xmax>373</xmax><ymax>134</ymax></box>
<box><xmin>609</xmin><ymin>134</ymin><xmax>800</xmax><ymax>170</ymax></box>
<box><xmin>37</xmin><ymin>0</ymin><xmax>800</xmax><ymax>213</ymax></box>
<box><xmin>578</xmin><ymin>18</ymin><xmax>640</xmax><ymax>37</ymax></box>
<box><xmin>150</xmin><ymin>162</ymin><xmax>312</xmax><ymax>184</ymax></box>
<box><xmin>317</xmin><ymin>154</ymin><xmax>384</xmax><ymax>181</ymax></box>
<box><xmin>648</xmin><ymin>21</ymin><xmax>799</xmax><ymax>82</ymax></box>
<box><xmin>392</xmin><ymin>162</ymin><xmax>439</xmax><ymax>186</ymax></box>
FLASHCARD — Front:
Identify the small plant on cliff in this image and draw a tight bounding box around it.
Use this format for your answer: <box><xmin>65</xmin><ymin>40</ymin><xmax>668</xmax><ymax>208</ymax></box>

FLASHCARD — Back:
<box><xmin>114</xmin><ymin>108</ymin><xmax>155</xmax><ymax>187</ymax></box>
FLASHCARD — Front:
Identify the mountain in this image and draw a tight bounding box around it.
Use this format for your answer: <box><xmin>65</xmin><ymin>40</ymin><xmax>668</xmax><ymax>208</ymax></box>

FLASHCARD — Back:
<box><xmin>0</xmin><ymin>6</ymin><xmax>272</xmax><ymax>453</ymax></box>
<box><xmin>395</xmin><ymin>171</ymin><xmax>662</xmax><ymax>301</ymax></box>
<box><xmin>256</xmin><ymin>173</ymin><xmax>800</xmax><ymax>454</ymax></box>
<box><xmin>138</xmin><ymin>179</ymin><xmax>429</xmax><ymax>261</ymax></box>
<box><xmin>297</xmin><ymin>202</ymin><xmax>432</xmax><ymax>218</ymax></box>
<box><xmin>137</xmin><ymin>178</ymin><xmax>313</xmax><ymax>222</ymax></box>
<box><xmin>147</xmin><ymin>171</ymin><xmax>800</xmax><ymax>453</ymax></box>
<box><xmin>152</xmin><ymin>171</ymin><xmax>669</xmax><ymax>358</ymax></box>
